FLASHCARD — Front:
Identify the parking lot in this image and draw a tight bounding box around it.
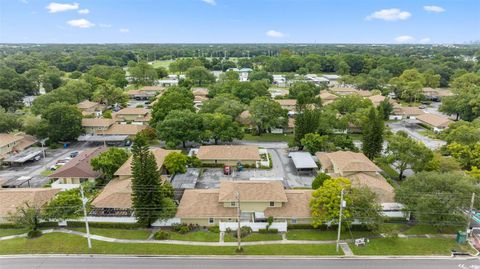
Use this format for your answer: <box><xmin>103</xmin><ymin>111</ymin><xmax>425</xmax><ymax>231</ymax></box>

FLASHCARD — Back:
<box><xmin>0</xmin><ymin>142</ymin><xmax>93</xmax><ymax>188</ymax></box>
<box><xmin>387</xmin><ymin>121</ymin><xmax>446</xmax><ymax>150</ymax></box>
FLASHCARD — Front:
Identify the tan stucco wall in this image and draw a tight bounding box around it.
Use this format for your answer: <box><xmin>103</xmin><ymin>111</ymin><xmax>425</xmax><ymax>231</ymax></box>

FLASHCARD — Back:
<box><xmin>58</xmin><ymin>177</ymin><xmax>95</xmax><ymax>184</ymax></box>
<box><xmin>222</xmin><ymin>201</ymin><xmax>280</xmax><ymax>212</ymax></box>
<box><xmin>201</xmin><ymin>160</ymin><xmax>257</xmax><ymax>166</ymax></box>
<box><xmin>180</xmin><ymin>217</ymin><xmax>234</xmax><ymax>226</ymax></box>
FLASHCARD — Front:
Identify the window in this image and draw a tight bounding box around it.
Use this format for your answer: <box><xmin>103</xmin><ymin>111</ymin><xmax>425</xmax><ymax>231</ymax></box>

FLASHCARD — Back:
<box><xmin>269</xmin><ymin>201</ymin><xmax>275</xmax><ymax>207</ymax></box>
<box><xmin>208</xmin><ymin>218</ymin><xmax>214</xmax><ymax>224</ymax></box>
<box><xmin>230</xmin><ymin>202</ymin><xmax>236</xmax><ymax>207</ymax></box>
<box><xmin>291</xmin><ymin>218</ymin><xmax>297</xmax><ymax>224</ymax></box>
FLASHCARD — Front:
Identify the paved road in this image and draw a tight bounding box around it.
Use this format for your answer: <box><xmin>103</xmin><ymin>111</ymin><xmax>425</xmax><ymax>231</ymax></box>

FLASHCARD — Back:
<box><xmin>387</xmin><ymin>121</ymin><xmax>446</xmax><ymax>150</ymax></box>
<box><xmin>1</xmin><ymin>257</ymin><xmax>479</xmax><ymax>269</ymax></box>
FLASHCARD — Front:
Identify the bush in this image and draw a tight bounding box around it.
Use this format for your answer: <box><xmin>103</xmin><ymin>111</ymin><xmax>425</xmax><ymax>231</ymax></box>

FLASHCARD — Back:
<box><xmin>66</xmin><ymin>221</ymin><xmax>140</xmax><ymax>229</ymax></box>
<box><xmin>172</xmin><ymin>223</ymin><xmax>195</xmax><ymax>234</ymax></box>
<box><xmin>154</xmin><ymin>230</ymin><xmax>170</xmax><ymax>240</ymax></box>
<box><xmin>38</xmin><ymin>222</ymin><xmax>59</xmax><ymax>228</ymax></box>
<box><xmin>233</xmin><ymin>226</ymin><xmax>252</xmax><ymax>238</ymax></box>
<box><xmin>208</xmin><ymin>226</ymin><xmax>220</xmax><ymax>233</ymax></box>
<box><xmin>259</xmin><ymin>228</ymin><xmax>278</xmax><ymax>234</ymax></box>
<box><xmin>27</xmin><ymin>230</ymin><xmax>42</xmax><ymax>239</ymax></box>
<box><xmin>311</xmin><ymin>173</ymin><xmax>331</xmax><ymax>189</ymax></box>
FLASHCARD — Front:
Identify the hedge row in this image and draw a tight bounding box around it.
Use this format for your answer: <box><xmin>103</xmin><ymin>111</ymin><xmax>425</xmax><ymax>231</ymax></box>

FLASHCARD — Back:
<box><xmin>66</xmin><ymin>221</ymin><xmax>141</xmax><ymax>229</ymax></box>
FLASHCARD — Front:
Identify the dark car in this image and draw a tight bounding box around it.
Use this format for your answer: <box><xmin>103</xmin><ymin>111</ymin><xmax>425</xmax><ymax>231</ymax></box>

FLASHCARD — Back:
<box><xmin>70</xmin><ymin>151</ymin><xmax>79</xmax><ymax>158</ymax></box>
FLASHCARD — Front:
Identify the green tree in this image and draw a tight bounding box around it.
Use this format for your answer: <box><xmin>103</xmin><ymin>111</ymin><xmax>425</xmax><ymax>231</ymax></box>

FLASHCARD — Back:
<box><xmin>294</xmin><ymin>108</ymin><xmax>321</xmax><ymax>146</ymax></box>
<box><xmin>157</xmin><ymin>110</ymin><xmax>204</xmax><ymax>148</ymax></box>
<box><xmin>42</xmin><ymin>67</ymin><xmax>64</xmax><ymax>92</ymax></box>
<box><xmin>288</xmin><ymin>82</ymin><xmax>322</xmax><ymax>99</ymax></box>
<box><xmin>164</xmin><ymin>152</ymin><xmax>188</xmax><ymax>174</ymax></box>
<box><xmin>155</xmin><ymin>67</ymin><xmax>168</xmax><ymax>78</ymax></box>
<box><xmin>186</xmin><ymin>66</ymin><xmax>215</xmax><ymax>86</ymax></box>
<box><xmin>447</xmin><ymin>142</ymin><xmax>480</xmax><ymax>169</ymax></box>
<box><xmin>332</xmin><ymin>94</ymin><xmax>372</xmax><ymax>114</ymax></box>
<box><xmin>131</xmin><ymin>135</ymin><xmax>175</xmax><ymax>227</ymax></box>
<box><xmin>0</xmin><ymin>108</ymin><xmax>22</xmax><ymax>133</ymax></box>
<box><xmin>200</xmin><ymin>93</ymin><xmax>245</xmax><ymax>118</ymax></box>
<box><xmin>202</xmin><ymin>113</ymin><xmax>244</xmax><ymax>144</ymax></box>
<box><xmin>8</xmin><ymin>203</ymin><xmax>43</xmax><ymax>236</ymax></box>
<box><xmin>310</xmin><ymin>177</ymin><xmax>352</xmax><ymax>228</ymax></box>
<box><xmin>377</xmin><ymin>99</ymin><xmax>393</xmax><ymax>120</ymax></box>
<box><xmin>248</xmin><ymin>70</ymin><xmax>273</xmax><ymax>83</ymax></box>
<box><xmin>249</xmin><ymin>96</ymin><xmax>287</xmax><ymax>135</ymax></box>
<box><xmin>150</xmin><ymin>89</ymin><xmax>194</xmax><ymax>126</ymax></box>
<box><xmin>128</xmin><ymin>60</ymin><xmax>158</xmax><ymax>86</ymax></box>
<box><xmin>389</xmin><ymin>69</ymin><xmax>425</xmax><ymax>103</ymax></box>
<box><xmin>219</xmin><ymin>70</ymin><xmax>239</xmax><ymax>81</ymax></box>
<box><xmin>362</xmin><ymin>107</ymin><xmax>384</xmax><ymax>159</ymax></box>
<box><xmin>42</xmin><ymin>102</ymin><xmax>83</xmax><ymax>142</ymax></box>
<box><xmin>311</xmin><ymin>173</ymin><xmax>331</xmax><ymax>190</ymax></box>
<box><xmin>424</xmin><ymin>152</ymin><xmax>461</xmax><ymax>173</ymax></box>
<box><xmin>0</xmin><ymin>89</ymin><xmax>24</xmax><ymax>111</ymax></box>
<box><xmin>91</xmin><ymin>148</ymin><xmax>130</xmax><ymax>181</ymax></box>
<box><xmin>349</xmin><ymin>187</ymin><xmax>383</xmax><ymax>231</ymax></box>
<box><xmin>301</xmin><ymin>133</ymin><xmax>334</xmax><ymax>154</ymax></box>
<box><xmin>384</xmin><ymin>132</ymin><xmax>433</xmax><ymax>180</ymax></box>
<box><xmin>396</xmin><ymin>171</ymin><xmax>479</xmax><ymax>229</ymax></box>
<box><xmin>43</xmin><ymin>189</ymin><xmax>82</xmax><ymax>220</ymax></box>
<box><xmin>92</xmin><ymin>83</ymin><xmax>128</xmax><ymax>107</ymax></box>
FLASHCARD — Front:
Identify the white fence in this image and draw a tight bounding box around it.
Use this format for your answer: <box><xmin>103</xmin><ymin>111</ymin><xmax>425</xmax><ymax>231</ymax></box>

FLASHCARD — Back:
<box><xmin>219</xmin><ymin>221</ymin><xmax>287</xmax><ymax>232</ymax></box>
<box><xmin>58</xmin><ymin>217</ymin><xmax>180</xmax><ymax>227</ymax></box>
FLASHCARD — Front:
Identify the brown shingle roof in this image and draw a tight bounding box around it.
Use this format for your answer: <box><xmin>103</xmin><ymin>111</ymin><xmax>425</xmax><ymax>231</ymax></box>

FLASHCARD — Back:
<box><xmin>139</xmin><ymin>86</ymin><xmax>164</xmax><ymax>92</ymax></box>
<box><xmin>114</xmin><ymin>148</ymin><xmax>181</xmax><ymax>176</ymax></box>
<box><xmin>91</xmin><ymin>178</ymin><xmax>132</xmax><ymax>209</ymax></box>
<box><xmin>349</xmin><ymin>173</ymin><xmax>395</xmax><ymax>203</ymax></box>
<box><xmin>236</xmin><ymin>110</ymin><xmax>252</xmax><ymax>125</ymax></box>
<box><xmin>316</xmin><ymin>151</ymin><xmax>381</xmax><ymax>173</ymax></box>
<box><xmin>176</xmin><ymin>189</ymin><xmax>236</xmax><ymax>218</ymax></box>
<box><xmin>197</xmin><ymin>145</ymin><xmax>260</xmax><ymax>161</ymax></box>
<box><xmin>319</xmin><ymin>91</ymin><xmax>338</xmax><ymax>101</ymax></box>
<box><xmin>192</xmin><ymin>87</ymin><xmax>209</xmax><ymax>97</ymax></box>
<box><xmin>101</xmin><ymin>124</ymin><xmax>147</xmax><ymax>135</ymax></box>
<box><xmin>218</xmin><ymin>181</ymin><xmax>288</xmax><ymax>202</ymax></box>
<box><xmin>114</xmin><ymin>107</ymin><xmax>150</xmax><ymax>115</ymax></box>
<box><xmin>77</xmin><ymin>100</ymin><xmax>100</xmax><ymax>110</ymax></box>
<box><xmin>81</xmin><ymin>118</ymin><xmax>115</xmax><ymax>128</ymax></box>
<box><xmin>288</xmin><ymin>118</ymin><xmax>295</xmax><ymax>128</ymax></box>
<box><xmin>264</xmin><ymin>190</ymin><xmax>313</xmax><ymax>218</ymax></box>
<box><xmin>416</xmin><ymin>113</ymin><xmax>452</xmax><ymax>128</ymax></box>
<box><xmin>0</xmin><ymin>188</ymin><xmax>60</xmax><ymax>218</ymax></box>
<box><xmin>49</xmin><ymin>147</ymin><xmax>107</xmax><ymax>179</ymax></box>
<box><xmin>275</xmin><ymin>99</ymin><xmax>297</xmax><ymax>107</ymax></box>
<box><xmin>393</xmin><ymin>107</ymin><xmax>425</xmax><ymax>116</ymax></box>
<box><xmin>0</xmin><ymin>133</ymin><xmax>24</xmax><ymax>148</ymax></box>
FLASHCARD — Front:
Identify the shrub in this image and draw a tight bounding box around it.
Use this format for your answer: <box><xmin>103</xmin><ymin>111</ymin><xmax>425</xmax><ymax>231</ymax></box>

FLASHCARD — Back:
<box><xmin>154</xmin><ymin>230</ymin><xmax>170</xmax><ymax>240</ymax></box>
<box><xmin>66</xmin><ymin>221</ymin><xmax>140</xmax><ymax>229</ymax></box>
<box><xmin>178</xmin><ymin>225</ymin><xmax>190</xmax><ymax>234</ymax></box>
<box><xmin>172</xmin><ymin>223</ymin><xmax>193</xmax><ymax>234</ymax></box>
<box><xmin>311</xmin><ymin>173</ymin><xmax>331</xmax><ymax>189</ymax></box>
<box><xmin>259</xmin><ymin>228</ymin><xmax>278</xmax><ymax>234</ymax></box>
<box><xmin>27</xmin><ymin>230</ymin><xmax>42</xmax><ymax>239</ymax></box>
<box><xmin>208</xmin><ymin>226</ymin><xmax>220</xmax><ymax>233</ymax></box>
<box><xmin>233</xmin><ymin>226</ymin><xmax>252</xmax><ymax>238</ymax></box>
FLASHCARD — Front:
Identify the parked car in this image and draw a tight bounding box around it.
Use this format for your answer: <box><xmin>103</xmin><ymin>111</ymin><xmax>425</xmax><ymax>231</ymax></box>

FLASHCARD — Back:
<box><xmin>70</xmin><ymin>151</ymin><xmax>79</xmax><ymax>158</ymax></box>
<box><xmin>419</xmin><ymin>105</ymin><xmax>426</xmax><ymax>109</ymax></box>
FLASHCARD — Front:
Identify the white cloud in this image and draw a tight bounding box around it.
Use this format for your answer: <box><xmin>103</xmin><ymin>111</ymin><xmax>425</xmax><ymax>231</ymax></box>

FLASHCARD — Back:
<box><xmin>424</xmin><ymin>5</ymin><xmax>445</xmax><ymax>13</ymax></box>
<box><xmin>202</xmin><ymin>0</ymin><xmax>216</xmax><ymax>5</ymax></box>
<box><xmin>419</xmin><ymin>37</ymin><xmax>431</xmax><ymax>44</ymax></box>
<box><xmin>46</xmin><ymin>2</ymin><xmax>79</xmax><ymax>13</ymax></box>
<box><xmin>266</xmin><ymin>30</ymin><xmax>285</xmax><ymax>38</ymax></box>
<box><xmin>395</xmin><ymin>35</ymin><xmax>415</xmax><ymax>43</ymax></box>
<box><xmin>366</xmin><ymin>8</ymin><xmax>411</xmax><ymax>21</ymax></box>
<box><xmin>78</xmin><ymin>8</ymin><xmax>89</xmax><ymax>14</ymax></box>
<box><xmin>99</xmin><ymin>24</ymin><xmax>112</xmax><ymax>28</ymax></box>
<box><xmin>119</xmin><ymin>28</ymin><xmax>129</xmax><ymax>33</ymax></box>
<box><xmin>67</xmin><ymin>18</ymin><xmax>94</xmax><ymax>28</ymax></box>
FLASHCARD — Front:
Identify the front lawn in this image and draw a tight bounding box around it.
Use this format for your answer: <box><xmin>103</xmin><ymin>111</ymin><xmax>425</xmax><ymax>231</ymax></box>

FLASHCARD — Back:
<box><xmin>402</xmin><ymin>225</ymin><xmax>462</xmax><ymax>235</ymax></box>
<box><xmin>286</xmin><ymin>229</ymin><xmax>376</xmax><ymax>241</ymax></box>
<box><xmin>0</xmin><ymin>233</ymin><xmax>340</xmax><ymax>256</ymax></box>
<box><xmin>70</xmin><ymin>228</ymin><xmax>151</xmax><ymax>240</ymax></box>
<box><xmin>349</xmin><ymin>238</ymin><xmax>475</xmax><ymax>256</ymax></box>
<box><xmin>224</xmin><ymin>232</ymin><xmax>283</xmax><ymax>242</ymax></box>
<box><xmin>0</xmin><ymin>228</ymin><xmax>29</xmax><ymax>237</ymax></box>
<box><xmin>167</xmin><ymin>231</ymin><xmax>220</xmax><ymax>242</ymax></box>
<box><xmin>243</xmin><ymin>133</ymin><xmax>294</xmax><ymax>143</ymax></box>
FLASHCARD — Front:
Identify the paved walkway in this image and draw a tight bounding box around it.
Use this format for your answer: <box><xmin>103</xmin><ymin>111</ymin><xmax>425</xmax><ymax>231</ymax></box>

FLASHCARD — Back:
<box><xmin>339</xmin><ymin>243</ymin><xmax>354</xmax><ymax>256</ymax></box>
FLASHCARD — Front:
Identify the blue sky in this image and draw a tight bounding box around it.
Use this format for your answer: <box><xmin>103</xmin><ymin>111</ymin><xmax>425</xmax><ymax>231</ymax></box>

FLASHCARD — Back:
<box><xmin>1</xmin><ymin>0</ymin><xmax>479</xmax><ymax>43</ymax></box>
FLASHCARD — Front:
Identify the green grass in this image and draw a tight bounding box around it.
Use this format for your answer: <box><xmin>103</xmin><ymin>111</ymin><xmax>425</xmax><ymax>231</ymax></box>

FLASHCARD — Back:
<box><xmin>418</xmin><ymin>130</ymin><xmax>438</xmax><ymax>139</ymax></box>
<box><xmin>70</xmin><ymin>228</ymin><xmax>151</xmax><ymax>240</ymax></box>
<box><xmin>286</xmin><ymin>229</ymin><xmax>376</xmax><ymax>241</ymax></box>
<box><xmin>376</xmin><ymin>161</ymin><xmax>400</xmax><ymax>180</ymax></box>
<box><xmin>243</xmin><ymin>133</ymin><xmax>294</xmax><ymax>143</ymax></box>
<box><xmin>40</xmin><ymin>169</ymin><xmax>54</xmax><ymax>176</ymax></box>
<box><xmin>0</xmin><ymin>233</ymin><xmax>340</xmax><ymax>256</ymax></box>
<box><xmin>402</xmin><ymin>225</ymin><xmax>462</xmax><ymax>235</ymax></box>
<box><xmin>150</xmin><ymin>60</ymin><xmax>174</xmax><ymax>70</ymax></box>
<box><xmin>0</xmin><ymin>228</ymin><xmax>28</xmax><ymax>237</ymax></box>
<box><xmin>167</xmin><ymin>231</ymin><xmax>220</xmax><ymax>242</ymax></box>
<box><xmin>349</xmin><ymin>238</ymin><xmax>475</xmax><ymax>256</ymax></box>
<box><xmin>224</xmin><ymin>233</ymin><xmax>283</xmax><ymax>242</ymax></box>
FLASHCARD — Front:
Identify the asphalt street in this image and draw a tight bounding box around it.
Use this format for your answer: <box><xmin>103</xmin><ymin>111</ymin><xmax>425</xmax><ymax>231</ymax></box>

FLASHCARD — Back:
<box><xmin>1</xmin><ymin>257</ymin><xmax>479</xmax><ymax>269</ymax></box>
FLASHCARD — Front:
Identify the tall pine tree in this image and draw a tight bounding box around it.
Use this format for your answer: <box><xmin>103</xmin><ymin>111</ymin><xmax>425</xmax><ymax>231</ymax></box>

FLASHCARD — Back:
<box><xmin>362</xmin><ymin>107</ymin><xmax>384</xmax><ymax>159</ymax></box>
<box><xmin>294</xmin><ymin>108</ymin><xmax>321</xmax><ymax>147</ymax></box>
<box><xmin>131</xmin><ymin>134</ymin><xmax>165</xmax><ymax>227</ymax></box>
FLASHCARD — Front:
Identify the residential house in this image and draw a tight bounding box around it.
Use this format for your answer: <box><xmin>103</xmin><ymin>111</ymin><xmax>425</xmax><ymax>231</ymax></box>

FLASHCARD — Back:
<box><xmin>390</xmin><ymin>107</ymin><xmax>425</xmax><ymax>120</ymax></box>
<box><xmin>79</xmin><ymin>119</ymin><xmax>146</xmax><ymax>144</ymax></box>
<box><xmin>49</xmin><ymin>146</ymin><xmax>107</xmax><ymax>189</ymax></box>
<box><xmin>305</xmin><ymin>74</ymin><xmax>329</xmax><ymax>85</ymax></box>
<box><xmin>90</xmin><ymin>178</ymin><xmax>133</xmax><ymax>216</ymax></box>
<box><xmin>176</xmin><ymin>180</ymin><xmax>313</xmax><ymax>227</ymax></box>
<box><xmin>284</xmin><ymin>118</ymin><xmax>295</xmax><ymax>134</ymax></box>
<box><xmin>101</xmin><ymin>124</ymin><xmax>147</xmax><ymax>136</ymax></box>
<box><xmin>331</xmin><ymin>87</ymin><xmax>360</xmax><ymax>96</ymax></box>
<box><xmin>196</xmin><ymin>145</ymin><xmax>261</xmax><ymax>166</ymax></box>
<box><xmin>112</xmin><ymin>107</ymin><xmax>151</xmax><ymax>125</ymax></box>
<box><xmin>82</xmin><ymin>118</ymin><xmax>116</xmax><ymax>135</ymax></box>
<box><xmin>0</xmin><ymin>188</ymin><xmax>60</xmax><ymax>223</ymax></box>
<box><xmin>416</xmin><ymin>113</ymin><xmax>452</xmax><ymax>133</ymax></box>
<box><xmin>192</xmin><ymin>87</ymin><xmax>209</xmax><ymax>110</ymax></box>
<box><xmin>422</xmin><ymin>87</ymin><xmax>454</xmax><ymax>101</ymax></box>
<box><xmin>77</xmin><ymin>100</ymin><xmax>105</xmax><ymax>117</ymax></box>
<box><xmin>126</xmin><ymin>86</ymin><xmax>164</xmax><ymax>100</ymax></box>
<box><xmin>275</xmin><ymin>99</ymin><xmax>297</xmax><ymax>113</ymax></box>
<box><xmin>114</xmin><ymin>148</ymin><xmax>181</xmax><ymax>180</ymax></box>
<box><xmin>318</xmin><ymin>91</ymin><xmax>338</xmax><ymax>106</ymax></box>
<box><xmin>316</xmin><ymin>151</ymin><xmax>396</xmax><ymax>205</ymax></box>
<box><xmin>322</xmin><ymin>74</ymin><xmax>341</xmax><ymax>86</ymax></box>
<box><xmin>0</xmin><ymin>133</ymin><xmax>37</xmax><ymax>162</ymax></box>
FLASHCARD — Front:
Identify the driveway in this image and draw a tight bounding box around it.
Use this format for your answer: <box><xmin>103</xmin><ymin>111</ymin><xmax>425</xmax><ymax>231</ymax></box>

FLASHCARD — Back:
<box><xmin>387</xmin><ymin>121</ymin><xmax>446</xmax><ymax>150</ymax></box>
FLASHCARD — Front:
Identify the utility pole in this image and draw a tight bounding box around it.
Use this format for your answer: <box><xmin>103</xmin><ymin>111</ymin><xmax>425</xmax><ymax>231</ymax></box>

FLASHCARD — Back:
<box><xmin>336</xmin><ymin>189</ymin><xmax>345</xmax><ymax>253</ymax></box>
<box><xmin>466</xmin><ymin>192</ymin><xmax>476</xmax><ymax>237</ymax></box>
<box><xmin>80</xmin><ymin>184</ymin><xmax>92</xmax><ymax>249</ymax></box>
<box><xmin>235</xmin><ymin>191</ymin><xmax>242</xmax><ymax>252</ymax></box>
